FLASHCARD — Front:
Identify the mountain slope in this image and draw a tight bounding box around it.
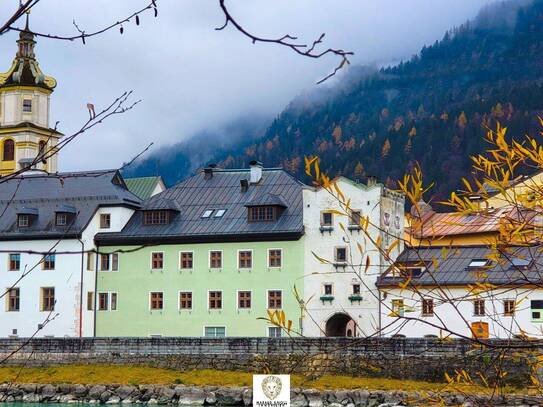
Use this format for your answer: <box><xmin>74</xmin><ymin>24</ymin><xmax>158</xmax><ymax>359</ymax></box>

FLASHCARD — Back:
<box><xmin>128</xmin><ymin>0</ymin><xmax>543</xmax><ymax>202</ymax></box>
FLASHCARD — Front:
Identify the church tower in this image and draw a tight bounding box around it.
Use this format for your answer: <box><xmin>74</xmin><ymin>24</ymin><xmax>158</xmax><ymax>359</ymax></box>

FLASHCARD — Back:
<box><xmin>0</xmin><ymin>17</ymin><xmax>62</xmax><ymax>175</ymax></box>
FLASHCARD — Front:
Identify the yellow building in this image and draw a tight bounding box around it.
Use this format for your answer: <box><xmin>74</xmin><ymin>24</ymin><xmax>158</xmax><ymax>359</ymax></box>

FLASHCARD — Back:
<box><xmin>481</xmin><ymin>172</ymin><xmax>543</xmax><ymax>209</ymax></box>
<box><xmin>0</xmin><ymin>17</ymin><xmax>62</xmax><ymax>175</ymax></box>
<box><xmin>405</xmin><ymin>201</ymin><xmax>542</xmax><ymax>247</ymax></box>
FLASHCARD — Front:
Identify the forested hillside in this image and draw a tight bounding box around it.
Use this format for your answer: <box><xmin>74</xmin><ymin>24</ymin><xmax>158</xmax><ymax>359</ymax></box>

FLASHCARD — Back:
<box><xmin>126</xmin><ymin>0</ymin><xmax>543</xmax><ymax>203</ymax></box>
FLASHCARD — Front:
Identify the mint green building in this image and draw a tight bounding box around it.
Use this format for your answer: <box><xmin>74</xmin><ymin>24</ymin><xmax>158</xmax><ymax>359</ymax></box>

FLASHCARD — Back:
<box><xmin>95</xmin><ymin>163</ymin><xmax>305</xmax><ymax>337</ymax></box>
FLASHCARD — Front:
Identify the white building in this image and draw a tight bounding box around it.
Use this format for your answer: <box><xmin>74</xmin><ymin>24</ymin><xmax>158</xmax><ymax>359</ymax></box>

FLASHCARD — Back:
<box><xmin>377</xmin><ymin>245</ymin><xmax>543</xmax><ymax>339</ymax></box>
<box><xmin>302</xmin><ymin>177</ymin><xmax>404</xmax><ymax>337</ymax></box>
<box><xmin>0</xmin><ymin>171</ymin><xmax>140</xmax><ymax>338</ymax></box>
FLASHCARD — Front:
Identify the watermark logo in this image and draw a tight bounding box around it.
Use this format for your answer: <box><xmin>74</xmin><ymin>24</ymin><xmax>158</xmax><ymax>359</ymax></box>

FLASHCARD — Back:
<box><xmin>253</xmin><ymin>374</ymin><xmax>290</xmax><ymax>407</ymax></box>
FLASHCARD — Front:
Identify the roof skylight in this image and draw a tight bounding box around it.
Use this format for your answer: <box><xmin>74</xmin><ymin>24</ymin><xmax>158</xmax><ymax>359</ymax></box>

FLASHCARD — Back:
<box><xmin>214</xmin><ymin>209</ymin><xmax>226</xmax><ymax>218</ymax></box>
<box><xmin>510</xmin><ymin>257</ymin><xmax>532</xmax><ymax>268</ymax></box>
<box><xmin>468</xmin><ymin>259</ymin><xmax>489</xmax><ymax>268</ymax></box>
<box><xmin>202</xmin><ymin>210</ymin><xmax>213</xmax><ymax>218</ymax></box>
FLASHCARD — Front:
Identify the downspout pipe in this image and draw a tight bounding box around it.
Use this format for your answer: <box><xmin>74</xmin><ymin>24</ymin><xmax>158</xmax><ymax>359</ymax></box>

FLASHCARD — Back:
<box><xmin>77</xmin><ymin>238</ymin><xmax>85</xmax><ymax>338</ymax></box>
<box><xmin>378</xmin><ymin>290</ymin><xmax>382</xmax><ymax>337</ymax></box>
<box><xmin>93</xmin><ymin>244</ymin><xmax>99</xmax><ymax>337</ymax></box>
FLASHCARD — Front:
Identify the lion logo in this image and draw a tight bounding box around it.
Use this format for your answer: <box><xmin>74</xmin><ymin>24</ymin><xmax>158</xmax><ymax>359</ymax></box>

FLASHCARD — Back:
<box><xmin>261</xmin><ymin>375</ymin><xmax>282</xmax><ymax>400</ymax></box>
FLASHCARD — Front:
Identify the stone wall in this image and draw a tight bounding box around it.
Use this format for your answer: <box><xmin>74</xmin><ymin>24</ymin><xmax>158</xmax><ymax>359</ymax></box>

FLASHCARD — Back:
<box><xmin>0</xmin><ymin>337</ymin><xmax>540</xmax><ymax>386</ymax></box>
<box><xmin>0</xmin><ymin>383</ymin><xmax>540</xmax><ymax>407</ymax></box>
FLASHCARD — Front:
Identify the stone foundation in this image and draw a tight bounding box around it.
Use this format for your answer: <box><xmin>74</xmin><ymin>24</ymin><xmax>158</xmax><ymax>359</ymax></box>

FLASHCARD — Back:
<box><xmin>0</xmin><ymin>383</ymin><xmax>540</xmax><ymax>407</ymax></box>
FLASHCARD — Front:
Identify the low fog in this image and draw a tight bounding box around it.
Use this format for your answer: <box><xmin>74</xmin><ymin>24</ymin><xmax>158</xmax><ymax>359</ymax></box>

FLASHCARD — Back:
<box><xmin>0</xmin><ymin>0</ymin><xmax>496</xmax><ymax>171</ymax></box>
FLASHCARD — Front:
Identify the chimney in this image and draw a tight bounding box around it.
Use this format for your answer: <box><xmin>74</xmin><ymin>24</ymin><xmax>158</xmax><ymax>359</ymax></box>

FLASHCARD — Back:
<box><xmin>367</xmin><ymin>175</ymin><xmax>377</xmax><ymax>187</ymax></box>
<box><xmin>249</xmin><ymin>160</ymin><xmax>263</xmax><ymax>184</ymax></box>
<box><xmin>203</xmin><ymin>164</ymin><xmax>216</xmax><ymax>180</ymax></box>
<box><xmin>240</xmin><ymin>179</ymin><xmax>249</xmax><ymax>193</ymax></box>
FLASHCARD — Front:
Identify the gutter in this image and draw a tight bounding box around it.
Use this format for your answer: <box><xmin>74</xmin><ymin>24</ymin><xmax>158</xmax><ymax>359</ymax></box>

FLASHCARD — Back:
<box><xmin>77</xmin><ymin>238</ymin><xmax>85</xmax><ymax>338</ymax></box>
<box><xmin>93</xmin><ymin>243</ymin><xmax>99</xmax><ymax>338</ymax></box>
<box><xmin>95</xmin><ymin>231</ymin><xmax>304</xmax><ymax>246</ymax></box>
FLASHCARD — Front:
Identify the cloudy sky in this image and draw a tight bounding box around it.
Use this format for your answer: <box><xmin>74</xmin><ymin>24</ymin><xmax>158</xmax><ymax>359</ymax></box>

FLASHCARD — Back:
<box><xmin>0</xmin><ymin>0</ymin><xmax>495</xmax><ymax>171</ymax></box>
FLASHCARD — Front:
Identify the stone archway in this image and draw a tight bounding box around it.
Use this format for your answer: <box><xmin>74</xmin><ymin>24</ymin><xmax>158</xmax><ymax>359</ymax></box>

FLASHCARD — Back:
<box><xmin>325</xmin><ymin>313</ymin><xmax>356</xmax><ymax>337</ymax></box>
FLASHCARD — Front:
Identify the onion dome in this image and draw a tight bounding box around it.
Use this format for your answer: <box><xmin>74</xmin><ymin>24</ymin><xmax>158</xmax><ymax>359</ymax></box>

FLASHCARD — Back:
<box><xmin>0</xmin><ymin>15</ymin><xmax>56</xmax><ymax>91</ymax></box>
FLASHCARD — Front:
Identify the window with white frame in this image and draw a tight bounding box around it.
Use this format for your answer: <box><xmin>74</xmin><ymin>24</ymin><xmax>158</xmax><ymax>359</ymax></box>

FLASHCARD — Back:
<box><xmin>6</xmin><ymin>288</ymin><xmax>19</xmax><ymax>312</ymax></box>
<box><xmin>179</xmin><ymin>292</ymin><xmax>192</xmax><ymax>310</ymax></box>
<box><xmin>268</xmin><ymin>327</ymin><xmax>282</xmax><ymax>338</ymax></box>
<box><xmin>238</xmin><ymin>250</ymin><xmax>252</xmax><ymax>269</ymax></box>
<box><xmin>321</xmin><ymin>211</ymin><xmax>333</xmax><ymax>227</ymax></box>
<box><xmin>87</xmin><ymin>292</ymin><xmax>94</xmax><ymax>311</ymax></box>
<box><xmin>422</xmin><ymin>298</ymin><xmax>434</xmax><ymax>316</ymax></box>
<box><xmin>238</xmin><ymin>291</ymin><xmax>251</xmax><ymax>309</ymax></box>
<box><xmin>151</xmin><ymin>252</ymin><xmax>163</xmax><ymax>269</ymax></box>
<box><xmin>473</xmin><ymin>299</ymin><xmax>485</xmax><ymax>316</ymax></box>
<box><xmin>503</xmin><ymin>299</ymin><xmax>515</xmax><ymax>316</ymax></box>
<box><xmin>22</xmin><ymin>98</ymin><xmax>32</xmax><ymax>113</ymax></box>
<box><xmin>268</xmin><ymin>249</ymin><xmax>282</xmax><ymax>268</ymax></box>
<box><xmin>100</xmin><ymin>253</ymin><xmax>118</xmax><ymax>271</ymax></box>
<box><xmin>209</xmin><ymin>291</ymin><xmax>222</xmax><ymax>309</ymax></box>
<box><xmin>334</xmin><ymin>247</ymin><xmax>347</xmax><ymax>263</ymax></box>
<box><xmin>209</xmin><ymin>251</ymin><xmax>222</xmax><ymax>268</ymax></box>
<box><xmin>150</xmin><ymin>292</ymin><xmax>164</xmax><ymax>310</ymax></box>
<box><xmin>8</xmin><ymin>253</ymin><xmax>20</xmax><ymax>271</ymax></box>
<box><xmin>268</xmin><ymin>290</ymin><xmax>282</xmax><ymax>309</ymax></box>
<box><xmin>180</xmin><ymin>252</ymin><xmax>193</xmax><ymax>269</ymax></box>
<box><xmin>204</xmin><ymin>326</ymin><xmax>226</xmax><ymax>337</ymax></box>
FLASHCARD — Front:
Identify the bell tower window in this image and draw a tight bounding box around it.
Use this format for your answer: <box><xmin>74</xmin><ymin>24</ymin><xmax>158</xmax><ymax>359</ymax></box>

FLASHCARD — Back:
<box><xmin>22</xmin><ymin>99</ymin><xmax>32</xmax><ymax>113</ymax></box>
<box><xmin>3</xmin><ymin>139</ymin><xmax>14</xmax><ymax>161</ymax></box>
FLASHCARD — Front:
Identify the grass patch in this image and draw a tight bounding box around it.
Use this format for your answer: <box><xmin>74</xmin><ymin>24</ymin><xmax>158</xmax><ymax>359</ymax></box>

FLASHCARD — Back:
<box><xmin>0</xmin><ymin>365</ymin><xmax>520</xmax><ymax>394</ymax></box>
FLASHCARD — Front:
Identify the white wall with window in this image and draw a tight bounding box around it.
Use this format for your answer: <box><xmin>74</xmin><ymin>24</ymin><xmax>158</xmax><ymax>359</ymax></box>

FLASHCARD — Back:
<box><xmin>378</xmin><ymin>286</ymin><xmax>543</xmax><ymax>338</ymax></box>
<box><xmin>0</xmin><ymin>205</ymin><xmax>135</xmax><ymax>338</ymax></box>
<box><xmin>302</xmin><ymin>177</ymin><xmax>404</xmax><ymax>337</ymax></box>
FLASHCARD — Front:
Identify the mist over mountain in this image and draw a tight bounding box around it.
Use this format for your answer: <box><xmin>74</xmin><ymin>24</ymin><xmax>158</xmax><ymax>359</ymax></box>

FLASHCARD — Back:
<box><xmin>126</xmin><ymin>0</ymin><xmax>543</xmax><ymax>203</ymax></box>
<box><xmin>122</xmin><ymin>113</ymin><xmax>270</xmax><ymax>186</ymax></box>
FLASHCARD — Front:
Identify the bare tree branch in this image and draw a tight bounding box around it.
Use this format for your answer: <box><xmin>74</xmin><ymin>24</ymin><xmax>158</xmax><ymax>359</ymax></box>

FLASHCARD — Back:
<box><xmin>216</xmin><ymin>0</ymin><xmax>353</xmax><ymax>84</ymax></box>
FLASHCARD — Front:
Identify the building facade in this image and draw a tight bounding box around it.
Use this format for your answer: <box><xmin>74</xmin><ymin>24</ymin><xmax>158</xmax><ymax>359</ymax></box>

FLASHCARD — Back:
<box><xmin>0</xmin><ymin>19</ymin><xmax>61</xmax><ymax>175</ymax></box>
<box><xmin>0</xmin><ymin>171</ymin><xmax>140</xmax><ymax>338</ymax></box>
<box><xmin>302</xmin><ymin>178</ymin><xmax>404</xmax><ymax>337</ymax></box>
<box><xmin>95</xmin><ymin>163</ymin><xmax>306</xmax><ymax>337</ymax></box>
<box><xmin>378</xmin><ymin>245</ymin><xmax>543</xmax><ymax>339</ymax></box>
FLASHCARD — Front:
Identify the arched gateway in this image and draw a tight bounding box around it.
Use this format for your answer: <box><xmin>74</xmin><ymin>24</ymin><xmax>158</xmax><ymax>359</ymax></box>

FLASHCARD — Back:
<box><xmin>325</xmin><ymin>313</ymin><xmax>357</xmax><ymax>337</ymax></box>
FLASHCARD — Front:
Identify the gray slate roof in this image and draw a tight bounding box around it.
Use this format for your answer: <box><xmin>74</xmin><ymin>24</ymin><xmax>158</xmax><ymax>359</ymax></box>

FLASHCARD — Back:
<box><xmin>96</xmin><ymin>168</ymin><xmax>304</xmax><ymax>245</ymax></box>
<box><xmin>377</xmin><ymin>245</ymin><xmax>543</xmax><ymax>287</ymax></box>
<box><xmin>0</xmin><ymin>170</ymin><xmax>141</xmax><ymax>240</ymax></box>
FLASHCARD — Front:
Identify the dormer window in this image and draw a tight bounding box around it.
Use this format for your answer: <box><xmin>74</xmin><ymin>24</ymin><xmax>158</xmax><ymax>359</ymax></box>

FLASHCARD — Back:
<box><xmin>18</xmin><ymin>214</ymin><xmax>29</xmax><ymax>228</ymax></box>
<box><xmin>390</xmin><ymin>262</ymin><xmax>426</xmax><ymax>278</ymax></box>
<box><xmin>16</xmin><ymin>207</ymin><xmax>38</xmax><ymax>228</ymax></box>
<box><xmin>55</xmin><ymin>205</ymin><xmax>77</xmax><ymax>227</ymax></box>
<box><xmin>143</xmin><ymin>210</ymin><xmax>169</xmax><ymax>225</ymax></box>
<box><xmin>56</xmin><ymin>213</ymin><xmax>67</xmax><ymax>226</ymax></box>
<box><xmin>248</xmin><ymin>206</ymin><xmax>276</xmax><ymax>222</ymax></box>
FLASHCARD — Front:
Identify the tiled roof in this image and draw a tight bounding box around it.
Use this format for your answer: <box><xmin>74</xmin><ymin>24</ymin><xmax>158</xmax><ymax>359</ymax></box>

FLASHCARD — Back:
<box><xmin>124</xmin><ymin>176</ymin><xmax>163</xmax><ymax>200</ymax></box>
<box><xmin>0</xmin><ymin>170</ymin><xmax>141</xmax><ymax>240</ymax></box>
<box><xmin>410</xmin><ymin>206</ymin><xmax>535</xmax><ymax>238</ymax></box>
<box><xmin>377</xmin><ymin>245</ymin><xmax>543</xmax><ymax>287</ymax></box>
<box><xmin>96</xmin><ymin>168</ymin><xmax>304</xmax><ymax>244</ymax></box>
